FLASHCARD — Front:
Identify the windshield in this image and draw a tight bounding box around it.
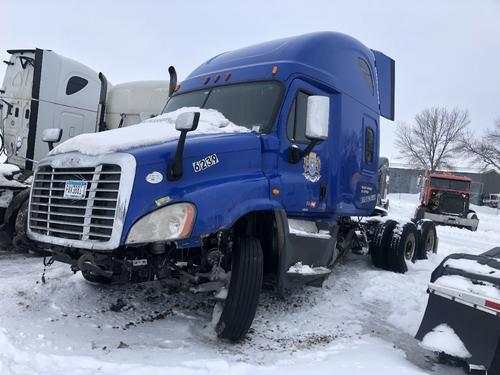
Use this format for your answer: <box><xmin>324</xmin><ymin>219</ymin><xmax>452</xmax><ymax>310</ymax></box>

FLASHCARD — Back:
<box><xmin>163</xmin><ymin>81</ymin><xmax>283</xmax><ymax>132</ymax></box>
<box><xmin>430</xmin><ymin>178</ymin><xmax>470</xmax><ymax>191</ymax></box>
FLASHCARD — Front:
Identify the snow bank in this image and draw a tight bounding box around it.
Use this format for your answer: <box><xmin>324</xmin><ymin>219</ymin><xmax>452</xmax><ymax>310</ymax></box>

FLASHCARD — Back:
<box><xmin>445</xmin><ymin>258</ymin><xmax>500</xmax><ymax>278</ymax></box>
<box><xmin>420</xmin><ymin>324</ymin><xmax>471</xmax><ymax>359</ymax></box>
<box><xmin>287</xmin><ymin>262</ymin><xmax>330</xmax><ymax>275</ymax></box>
<box><xmin>50</xmin><ymin>107</ymin><xmax>250</xmax><ymax>156</ymax></box>
<box><xmin>435</xmin><ymin>274</ymin><xmax>500</xmax><ymax>299</ymax></box>
<box><xmin>0</xmin><ymin>163</ymin><xmax>26</xmax><ymax>189</ymax></box>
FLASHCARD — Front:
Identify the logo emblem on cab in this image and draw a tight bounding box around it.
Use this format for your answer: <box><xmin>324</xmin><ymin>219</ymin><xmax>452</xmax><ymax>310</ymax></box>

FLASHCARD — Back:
<box><xmin>146</xmin><ymin>171</ymin><xmax>163</xmax><ymax>184</ymax></box>
<box><xmin>303</xmin><ymin>152</ymin><xmax>321</xmax><ymax>182</ymax></box>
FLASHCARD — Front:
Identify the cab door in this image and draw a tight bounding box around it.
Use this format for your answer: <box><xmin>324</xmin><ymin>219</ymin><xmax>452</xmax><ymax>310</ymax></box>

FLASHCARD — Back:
<box><xmin>277</xmin><ymin>79</ymin><xmax>332</xmax><ymax>214</ymax></box>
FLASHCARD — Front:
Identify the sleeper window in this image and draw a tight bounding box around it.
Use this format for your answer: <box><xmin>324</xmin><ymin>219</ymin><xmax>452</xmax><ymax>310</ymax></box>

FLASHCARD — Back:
<box><xmin>358</xmin><ymin>58</ymin><xmax>374</xmax><ymax>95</ymax></box>
<box><xmin>365</xmin><ymin>127</ymin><xmax>375</xmax><ymax>163</ymax></box>
<box><xmin>66</xmin><ymin>76</ymin><xmax>88</xmax><ymax>95</ymax></box>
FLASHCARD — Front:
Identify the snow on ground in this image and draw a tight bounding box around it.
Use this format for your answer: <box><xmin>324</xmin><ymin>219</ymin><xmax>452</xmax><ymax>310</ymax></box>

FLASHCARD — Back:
<box><xmin>50</xmin><ymin>107</ymin><xmax>250</xmax><ymax>156</ymax></box>
<box><xmin>420</xmin><ymin>324</ymin><xmax>471</xmax><ymax>359</ymax></box>
<box><xmin>0</xmin><ymin>193</ymin><xmax>499</xmax><ymax>374</ymax></box>
<box><xmin>0</xmin><ymin>162</ymin><xmax>26</xmax><ymax>190</ymax></box>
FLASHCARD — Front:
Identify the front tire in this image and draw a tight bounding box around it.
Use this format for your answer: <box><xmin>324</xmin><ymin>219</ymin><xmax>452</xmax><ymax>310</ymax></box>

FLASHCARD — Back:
<box><xmin>466</xmin><ymin>211</ymin><xmax>478</xmax><ymax>232</ymax></box>
<box><xmin>215</xmin><ymin>236</ymin><xmax>263</xmax><ymax>341</ymax></box>
<box><xmin>81</xmin><ymin>270</ymin><xmax>113</xmax><ymax>284</ymax></box>
<box><xmin>414</xmin><ymin>207</ymin><xmax>425</xmax><ymax>221</ymax></box>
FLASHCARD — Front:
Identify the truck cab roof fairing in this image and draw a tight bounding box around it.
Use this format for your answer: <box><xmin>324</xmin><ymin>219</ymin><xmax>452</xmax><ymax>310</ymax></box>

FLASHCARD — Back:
<box><xmin>177</xmin><ymin>32</ymin><xmax>393</xmax><ymax>118</ymax></box>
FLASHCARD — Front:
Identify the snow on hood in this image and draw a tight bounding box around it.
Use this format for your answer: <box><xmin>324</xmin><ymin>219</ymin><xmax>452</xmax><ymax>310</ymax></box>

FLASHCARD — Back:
<box><xmin>50</xmin><ymin>107</ymin><xmax>250</xmax><ymax>156</ymax></box>
<box><xmin>0</xmin><ymin>163</ymin><xmax>26</xmax><ymax>188</ymax></box>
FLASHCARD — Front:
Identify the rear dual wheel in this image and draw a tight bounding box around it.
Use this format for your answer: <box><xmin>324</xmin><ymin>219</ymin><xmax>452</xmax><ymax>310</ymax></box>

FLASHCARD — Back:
<box><xmin>415</xmin><ymin>220</ymin><xmax>437</xmax><ymax>259</ymax></box>
<box><xmin>388</xmin><ymin>222</ymin><xmax>418</xmax><ymax>273</ymax></box>
<box><xmin>370</xmin><ymin>220</ymin><xmax>397</xmax><ymax>270</ymax></box>
<box><xmin>370</xmin><ymin>221</ymin><xmax>423</xmax><ymax>274</ymax></box>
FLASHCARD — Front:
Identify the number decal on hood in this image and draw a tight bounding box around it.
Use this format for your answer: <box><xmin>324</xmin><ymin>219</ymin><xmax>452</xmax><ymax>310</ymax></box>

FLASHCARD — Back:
<box><xmin>193</xmin><ymin>154</ymin><xmax>219</xmax><ymax>172</ymax></box>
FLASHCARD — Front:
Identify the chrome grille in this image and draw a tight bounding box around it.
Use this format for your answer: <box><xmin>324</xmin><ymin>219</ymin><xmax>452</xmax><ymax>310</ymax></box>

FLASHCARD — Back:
<box><xmin>29</xmin><ymin>164</ymin><xmax>121</xmax><ymax>242</ymax></box>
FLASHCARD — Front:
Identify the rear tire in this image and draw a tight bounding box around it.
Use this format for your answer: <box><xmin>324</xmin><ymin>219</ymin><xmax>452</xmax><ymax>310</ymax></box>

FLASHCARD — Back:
<box><xmin>370</xmin><ymin>220</ymin><xmax>397</xmax><ymax>270</ymax></box>
<box><xmin>388</xmin><ymin>222</ymin><xmax>418</xmax><ymax>273</ymax></box>
<box><xmin>416</xmin><ymin>220</ymin><xmax>437</xmax><ymax>259</ymax></box>
<box><xmin>215</xmin><ymin>236</ymin><xmax>263</xmax><ymax>341</ymax></box>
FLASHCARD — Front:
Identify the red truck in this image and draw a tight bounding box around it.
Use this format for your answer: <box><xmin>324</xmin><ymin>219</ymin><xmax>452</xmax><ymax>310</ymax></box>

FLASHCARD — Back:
<box><xmin>414</xmin><ymin>173</ymin><xmax>479</xmax><ymax>231</ymax></box>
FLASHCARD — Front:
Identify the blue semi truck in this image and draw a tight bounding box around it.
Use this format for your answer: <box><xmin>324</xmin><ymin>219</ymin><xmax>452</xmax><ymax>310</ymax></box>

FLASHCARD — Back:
<box><xmin>25</xmin><ymin>32</ymin><xmax>436</xmax><ymax>340</ymax></box>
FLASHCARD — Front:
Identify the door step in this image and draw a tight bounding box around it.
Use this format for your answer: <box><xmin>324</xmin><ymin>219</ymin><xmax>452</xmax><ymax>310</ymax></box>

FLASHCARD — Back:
<box><xmin>288</xmin><ymin>218</ymin><xmax>331</xmax><ymax>239</ymax></box>
<box><xmin>286</xmin><ymin>261</ymin><xmax>331</xmax><ymax>277</ymax></box>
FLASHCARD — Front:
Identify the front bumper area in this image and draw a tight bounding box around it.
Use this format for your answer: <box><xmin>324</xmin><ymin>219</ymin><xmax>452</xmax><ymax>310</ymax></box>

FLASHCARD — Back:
<box><xmin>424</xmin><ymin>212</ymin><xmax>479</xmax><ymax>230</ymax></box>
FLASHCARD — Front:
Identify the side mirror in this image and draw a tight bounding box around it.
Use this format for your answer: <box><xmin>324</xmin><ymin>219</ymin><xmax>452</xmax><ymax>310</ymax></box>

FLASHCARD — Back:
<box><xmin>305</xmin><ymin>96</ymin><xmax>329</xmax><ymax>140</ymax></box>
<box><xmin>288</xmin><ymin>96</ymin><xmax>329</xmax><ymax>164</ymax></box>
<box><xmin>168</xmin><ymin>112</ymin><xmax>200</xmax><ymax>181</ymax></box>
<box><xmin>175</xmin><ymin>112</ymin><xmax>200</xmax><ymax>131</ymax></box>
<box><xmin>42</xmin><ymin>128</ymin><xmax>63</xmax><ymax>151</ymax></box>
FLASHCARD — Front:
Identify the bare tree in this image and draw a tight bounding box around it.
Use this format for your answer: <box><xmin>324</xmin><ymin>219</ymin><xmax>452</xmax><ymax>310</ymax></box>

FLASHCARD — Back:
<box><xmin>461</xmin><ymin>118</ymin><xmax>500</xmax><ymax>170</ymax></box>
<box><xmin>395</xmin><ymin>107</ymin><xmax>470</xmax><ymax>172</ymax></box>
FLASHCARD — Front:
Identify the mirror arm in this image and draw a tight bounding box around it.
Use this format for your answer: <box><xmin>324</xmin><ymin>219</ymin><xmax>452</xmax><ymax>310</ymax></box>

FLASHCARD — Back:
<box><xmin>48</xmin><ymin>141</ymin><xmax>55</xmax><ymax>151</ymax></box>
<box><xmin>167</xmin><ymin>130</ymin><xmax>188</xmax><ymax>181</ymax></box>
<box><xmin>288</xmin><ymin>139</ymin><xmax>321</xmax><ymax>164</ymax></box>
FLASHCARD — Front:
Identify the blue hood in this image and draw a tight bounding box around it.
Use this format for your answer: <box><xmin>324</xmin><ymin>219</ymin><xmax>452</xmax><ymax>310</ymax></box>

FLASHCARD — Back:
<box><xmin>121</xmin><ymin>131</ymin><xmax>276</xmax><ymax>245</ymax></box>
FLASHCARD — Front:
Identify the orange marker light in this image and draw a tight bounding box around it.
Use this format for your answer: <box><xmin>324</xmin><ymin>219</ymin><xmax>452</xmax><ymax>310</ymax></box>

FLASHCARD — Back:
<box><xmin>272</xmin><ymin>188</ymin><xmax>280</xmax><ymax>196</ymax></box>
<box><xmin>174</xmin><ymin>83</ymin><xmax>181</xmax><ymax>92</ymax></box>
<box><xmin>272</xmin><ymin>66</ymin><xmax>278</xmax><ymax>75</ymax></box>
<box><xmin>214</xmin><ymin>74</ymin><xmax>221</xmax><ymax>83</ymax></box>
<box><xmin>204</xmin><ymin>76</ymin><xmax>210</xmax><ymax>85</ymax></box>
<box><xmin>225</xmin><ymin>72</ymin><xmax>231</xmax><ymax>81</ymax></box>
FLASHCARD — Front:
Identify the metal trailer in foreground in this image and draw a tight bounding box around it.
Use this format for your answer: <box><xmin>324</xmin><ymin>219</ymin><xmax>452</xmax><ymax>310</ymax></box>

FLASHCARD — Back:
<box><xmin>416</xmin><ymin>248</ymin><xmax>500</xmax><ymax>374</ymax></box>
<box><xmin>25</xmin><ymin>32</ymin><xmax>438</xmax><ymax>340</ymax></box>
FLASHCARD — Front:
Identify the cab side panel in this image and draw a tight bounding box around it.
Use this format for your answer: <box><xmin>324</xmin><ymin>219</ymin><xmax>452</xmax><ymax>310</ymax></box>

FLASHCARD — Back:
<box><xmin>333</xmin><ymin>94</ymin><xmax>379</xmax><ymax>216</ymax></box>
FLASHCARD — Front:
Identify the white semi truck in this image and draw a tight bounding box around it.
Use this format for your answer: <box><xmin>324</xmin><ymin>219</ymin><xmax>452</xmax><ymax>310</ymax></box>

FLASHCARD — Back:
<box><xmin>0</xmin><ymin>48</ymin><xmax>170</xmax><ymax>247</ymax></box>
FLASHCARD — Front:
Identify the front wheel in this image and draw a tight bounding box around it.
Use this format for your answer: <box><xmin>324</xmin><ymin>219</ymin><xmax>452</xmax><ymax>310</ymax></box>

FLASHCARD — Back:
<box><xmin>466</xmin><ymin>211</ymin><xmax>479</xmax><ymax>232</ymax></box>
<box><xmin>213</xmin><ymin>236</ymin><xmax>263</xmax><ymax>341</ymax></box>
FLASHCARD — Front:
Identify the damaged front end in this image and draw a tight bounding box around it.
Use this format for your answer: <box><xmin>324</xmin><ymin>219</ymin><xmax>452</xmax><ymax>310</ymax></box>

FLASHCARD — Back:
<box><xmin>45</xmin><ymin>230</ymin><xmax>234</xmax><ymax>298</ymax></box>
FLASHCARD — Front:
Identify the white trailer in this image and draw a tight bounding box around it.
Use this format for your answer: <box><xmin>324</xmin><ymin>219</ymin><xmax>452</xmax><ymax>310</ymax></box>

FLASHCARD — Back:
<box><xmin>0</xmin><ymin>48</ymin><xmax>170</xmax><ymax>245</ymax></box>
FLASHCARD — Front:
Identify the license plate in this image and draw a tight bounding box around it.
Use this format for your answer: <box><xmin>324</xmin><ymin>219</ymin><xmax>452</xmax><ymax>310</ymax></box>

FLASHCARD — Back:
<box><xmin>63</xmin><ymin>181</ymin><xmax>88</xmax><ymax>199</ymax></box>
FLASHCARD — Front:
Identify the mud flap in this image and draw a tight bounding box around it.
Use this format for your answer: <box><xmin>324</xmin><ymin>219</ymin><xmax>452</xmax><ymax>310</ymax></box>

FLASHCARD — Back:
<box><xmin>416</xmin><ymin>292</ymin><xmax>500</xmax><ymax>372</ymax></box>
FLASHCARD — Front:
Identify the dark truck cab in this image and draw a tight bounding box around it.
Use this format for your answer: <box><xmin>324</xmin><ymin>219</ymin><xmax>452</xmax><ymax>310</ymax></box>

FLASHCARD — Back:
<box><xmin>25</xmin><ymin>32</ymin><xmax>416</xmax><ymax>341</ymax></box>
<box><xmin>415</xmin><ymin>173</ymin><xmax>479</xmax><ymax>231</ymax></box>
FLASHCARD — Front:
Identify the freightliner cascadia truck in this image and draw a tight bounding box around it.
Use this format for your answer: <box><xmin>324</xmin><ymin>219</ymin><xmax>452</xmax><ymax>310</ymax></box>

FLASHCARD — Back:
<box><xmin>0</xmin><ymin>48</ymin><xmax>169</xmax><ymax>246</ymax></box>
<box><xmin>25</xmin><ymin>32</ymin><xmax>438</xmax><ymax>340</ymax></box>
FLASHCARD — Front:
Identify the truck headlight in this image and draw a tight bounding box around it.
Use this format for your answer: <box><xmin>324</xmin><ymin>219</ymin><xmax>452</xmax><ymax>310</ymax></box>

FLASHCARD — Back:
<box><xmin>126</xmin><ymin>203</ymin><xmax>196</xmax><ymax>244</ymax></box>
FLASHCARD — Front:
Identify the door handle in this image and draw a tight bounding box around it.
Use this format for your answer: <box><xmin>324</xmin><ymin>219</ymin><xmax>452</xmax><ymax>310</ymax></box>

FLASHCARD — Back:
<box><xmin>320</xmin><ymin>182</ymin><xmax>327</xmax><ymax>201</ymax></box>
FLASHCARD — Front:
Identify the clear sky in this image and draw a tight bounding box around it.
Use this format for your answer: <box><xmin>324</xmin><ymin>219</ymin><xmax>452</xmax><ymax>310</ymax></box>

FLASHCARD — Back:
<box><xmin>1</xmin><ymin>0</ymin><xmax>499</xmax><ymax>161</ymax></box>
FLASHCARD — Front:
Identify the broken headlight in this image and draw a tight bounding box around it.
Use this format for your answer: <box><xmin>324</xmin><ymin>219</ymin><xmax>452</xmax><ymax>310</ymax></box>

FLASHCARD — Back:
<box><xmin>125</xmin><ymin>203</ymin><xmax>196</xmax><ymax>244</ymax></box>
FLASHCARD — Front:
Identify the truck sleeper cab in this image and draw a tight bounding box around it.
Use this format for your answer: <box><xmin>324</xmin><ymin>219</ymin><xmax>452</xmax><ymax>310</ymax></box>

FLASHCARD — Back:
<box><xmin>27</xmin><ymin>32</ymin><xmax>397</xmax><ymax>341</ymax></box>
